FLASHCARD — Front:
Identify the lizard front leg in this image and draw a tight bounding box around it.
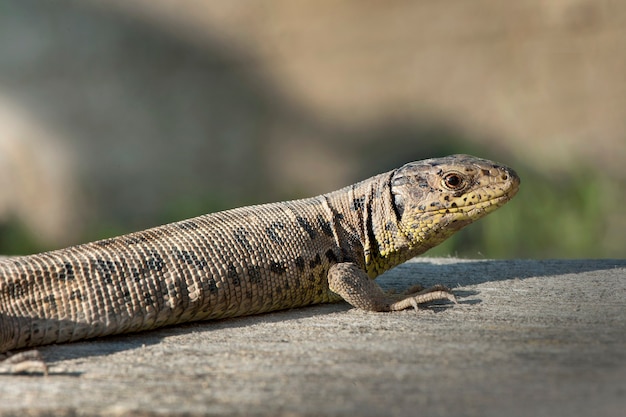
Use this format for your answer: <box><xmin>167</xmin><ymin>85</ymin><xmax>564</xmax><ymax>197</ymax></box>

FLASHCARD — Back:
<box><xmin>327</xmin><ymin>263</ymin><xmax>456</xmax><ymax>312</ymax></box>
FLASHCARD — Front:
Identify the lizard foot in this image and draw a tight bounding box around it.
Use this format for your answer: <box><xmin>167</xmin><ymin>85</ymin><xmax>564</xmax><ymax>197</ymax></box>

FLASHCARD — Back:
<box><xmin>0</xmin><ymin>350</ymin><xmax>48</xmax><ymax>376</ymax></box>
<box><xmin>328</xmin><ymin>262</ymin><xmax>457</xmax><ymax>312</ymax></box>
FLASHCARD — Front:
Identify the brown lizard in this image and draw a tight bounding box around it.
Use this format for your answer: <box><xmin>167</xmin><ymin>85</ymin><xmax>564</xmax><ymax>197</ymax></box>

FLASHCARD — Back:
<box><xmin>0</xmin><ymin>154</ymin><xmax>519</xmax><ymax>358</ymax></box>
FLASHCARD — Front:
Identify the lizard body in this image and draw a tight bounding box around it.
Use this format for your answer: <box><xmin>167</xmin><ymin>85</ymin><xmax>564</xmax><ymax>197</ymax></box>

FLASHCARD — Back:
<box><xmin>0</xmin><ymin>155</ymin><xmax>519</xmax><ymax>352</ymax></box>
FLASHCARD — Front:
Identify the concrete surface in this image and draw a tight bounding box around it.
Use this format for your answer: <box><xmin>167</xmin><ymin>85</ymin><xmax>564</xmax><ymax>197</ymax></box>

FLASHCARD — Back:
<box><xmin>1</xmin><ymin>257</ymin><xmax>625</xmax><ymax>417</ymax></box>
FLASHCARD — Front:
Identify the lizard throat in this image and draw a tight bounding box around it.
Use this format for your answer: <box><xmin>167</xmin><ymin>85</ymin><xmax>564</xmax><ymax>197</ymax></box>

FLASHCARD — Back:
<box><xmin>364</xmin><ymin>191</ymin><xmax>514</xmax><ymax>278</ymax></box>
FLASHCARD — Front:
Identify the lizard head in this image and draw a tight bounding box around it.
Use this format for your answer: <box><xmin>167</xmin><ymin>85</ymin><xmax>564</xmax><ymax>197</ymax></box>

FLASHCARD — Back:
<box><xmin>389</xmin><ymin>154</ymin><xmax>520</xmax><ymax>252</ymax></box>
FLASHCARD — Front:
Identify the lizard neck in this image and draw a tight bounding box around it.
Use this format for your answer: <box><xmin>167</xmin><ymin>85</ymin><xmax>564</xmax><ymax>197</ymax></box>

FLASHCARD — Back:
<box><xmin>362</xmin><ymin>173</ymin><xmax>423</xmax><ymax>278</ymax></box>
<box><xmin>324</xmin><ymin>171</ymin><xmax>423</xmax><ymax>279</ymax></box>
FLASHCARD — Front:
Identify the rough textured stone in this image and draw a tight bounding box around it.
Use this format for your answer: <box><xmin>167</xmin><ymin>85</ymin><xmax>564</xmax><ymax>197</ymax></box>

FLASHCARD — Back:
<box><xmin>1</xmin><ymin>257</ymin><xmax>624</xmax><ymax>417</ymax></box>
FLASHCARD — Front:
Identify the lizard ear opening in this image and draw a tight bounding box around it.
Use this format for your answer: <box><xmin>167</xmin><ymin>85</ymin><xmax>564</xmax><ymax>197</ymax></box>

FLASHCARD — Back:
<box><xmin>390</xmin><ymin>163</ymin><xmax>431</xmax><ymax>222</ymax></box>
<box><xmin>391</xmin><ymin>191</ymin><xmax>405</xmax><ymax>219</ymax></box>
<box><xmin>389</xmin><ymin>169</ymin><xmax>409</xmax><ymax>220</ymax></box>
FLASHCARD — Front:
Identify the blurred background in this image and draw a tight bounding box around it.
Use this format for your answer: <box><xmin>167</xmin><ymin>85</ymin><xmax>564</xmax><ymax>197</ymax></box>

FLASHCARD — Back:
<box><xmin>0</xmin><ymin>0</ymin><xmax>624</xmax><ymax>258</ymax></box>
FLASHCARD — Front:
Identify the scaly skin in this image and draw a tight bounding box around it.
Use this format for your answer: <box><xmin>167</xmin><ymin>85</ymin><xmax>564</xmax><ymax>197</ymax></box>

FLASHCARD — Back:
<box><xmin>0</xmin><ymin>154</ymin><xmax>519</xmax><ymax>352</ymax></box>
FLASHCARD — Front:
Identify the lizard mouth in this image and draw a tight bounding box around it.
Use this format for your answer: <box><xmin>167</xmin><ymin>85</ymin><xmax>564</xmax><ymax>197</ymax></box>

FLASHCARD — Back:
<box><xmin>431</xmin><ymin>187</ymin><xmax>519</xmax><ymax>216</ymax></box>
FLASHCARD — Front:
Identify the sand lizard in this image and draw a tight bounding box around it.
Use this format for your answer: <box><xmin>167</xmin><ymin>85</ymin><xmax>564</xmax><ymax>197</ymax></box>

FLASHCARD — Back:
<box><xmin>0</xmin><ymin>154</ymin><xmax>519</xmax><ymax>360</ymax></box>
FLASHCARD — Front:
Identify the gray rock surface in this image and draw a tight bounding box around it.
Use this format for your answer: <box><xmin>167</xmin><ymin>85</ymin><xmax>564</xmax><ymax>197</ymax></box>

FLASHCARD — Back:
<box><xmin>1</xmin><ymin>257</ymin><xmax>625</xmax><ymax>417</ymax></box>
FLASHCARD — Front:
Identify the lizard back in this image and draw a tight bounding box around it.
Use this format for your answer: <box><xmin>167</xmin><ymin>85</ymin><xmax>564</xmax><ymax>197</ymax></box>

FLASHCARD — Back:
<box><xmin>0</xmin><ymin>173</ymin><xmax>386</xmax><ymax>351</ymax></box>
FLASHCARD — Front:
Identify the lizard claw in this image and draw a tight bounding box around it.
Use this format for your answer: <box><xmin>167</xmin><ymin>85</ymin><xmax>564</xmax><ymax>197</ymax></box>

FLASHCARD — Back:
<box><xmin>390</xmin><ymin>286</ymin><xmax>457</xmax><ymax>311</ymax></box>
<box><xmin>0</xmin><ymin>350</ymin><xmax>48</xmax><ymax>376</ymax></box>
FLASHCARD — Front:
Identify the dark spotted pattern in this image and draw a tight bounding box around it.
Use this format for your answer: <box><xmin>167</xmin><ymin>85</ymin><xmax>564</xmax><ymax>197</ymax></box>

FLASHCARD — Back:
<box><xmin>247</xmin><ymin>265</ymin><xmax>262</xmax><ymax>283</ymax></box>
<box><xmin>94</xmin><ymin>259</ymin><xmax>118</xmax><ymax>284</ymax></box>
<box><xmin>309</xmin><ymin>253</ymin><xmax>322</xmax><ymax>269</ymax></box>
<box><xmin>58</xmin><ymin>263</ymin><xmax>75</xmax><ymax>281</ymax></box>
<box><xmin>295</xmin><ymin>256</ymin><xmax>306</xmax><ymax>271</ymax></box>
<box><xmin>351</xmin><ymin>196</ymin><xmax>366</xmax><ymax>211</ymax></box>
<box><xmin>173</xmin><ymin>249</ymin><xmax>208</xmax><ymax>270</ymax></box>
<box><xmin>176</xmin><ymin>221</ymin><xmax>199</xmax><ymax>231</ymax></box>
<box><xmin>146</xmin><ymin>253</ymin><xmax>165</xmax><ymax>272</ymax></box>
<box><xmin>227</xmin><ymin>263</ymin><xmax>241</xmax><ymax>286</ymax></box>
<box><xmin>296</xmin><ymin>216</ymin><xmax>317</xmax><ymax>239</ymax></box>
<box><xmin>233</xmin><ymin>227</ymin><xmax>253</xmax><ymax>251</ymax></box>
<box><xmin>125</xmin><ymin>235</ymin><xmax>149</xmax><ymax>245</ymax></box>
<box><xmin>6</xmin><ymin>282</ymin><xmax>24</xmax><ymax>299</ymax></box>
<box><xmin>94</xmin><ymin>239</ymin><xmax>117</xmax><ymax>247</ymax></box>
<box><xmin>43</xmin><ymin>294</ymin><xmax>56</xmax><ymax>307</ymax></box>
<box><xmin>69</xmin><ymin>290</ymin><xmax>82</xmax><ymax>301</ymax></box>
<box><xmin>317</xmin><ymin>215</ymin><xmax>334</xmax><ymax>237</ymax></box>
<box><xmin>266</xmin><ymin>221</ymin><xmax>285</xmax><ymax>244</ymax></box>
<box><xmin>270</xmin><ymin>261</ymin><xmax>287</xmax><ymax>275</ymax></box>
<box><xmin>206</xmin><ymin>278</ymin><xmax>218</xmax><ymax>294</ymax></box>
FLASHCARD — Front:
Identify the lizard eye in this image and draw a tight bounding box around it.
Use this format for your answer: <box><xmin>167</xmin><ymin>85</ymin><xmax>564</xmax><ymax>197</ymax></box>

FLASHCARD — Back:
<box><xmin>442</xmin><ymin>172</ymin><xmax>465</xmax><ymax>190</ymax></box>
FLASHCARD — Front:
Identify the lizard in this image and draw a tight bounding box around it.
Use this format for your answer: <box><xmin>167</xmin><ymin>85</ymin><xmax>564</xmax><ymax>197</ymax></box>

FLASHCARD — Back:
<box><xmin>0</xmin><ymin>154</ymin><xmax>519</xmax><ymax>358</ymax></box>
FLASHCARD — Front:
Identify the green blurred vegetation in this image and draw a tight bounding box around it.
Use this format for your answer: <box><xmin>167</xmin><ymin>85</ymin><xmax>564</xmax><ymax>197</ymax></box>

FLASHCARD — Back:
<box><xmin>0</xmin><ymin>221</ymin><xmax>42</xmax><ymax>257</ymax></box>
<box><xmin>0</xmin><ymin>151</ymin><xmax>623</xmax><ymax>259</ymax></box>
